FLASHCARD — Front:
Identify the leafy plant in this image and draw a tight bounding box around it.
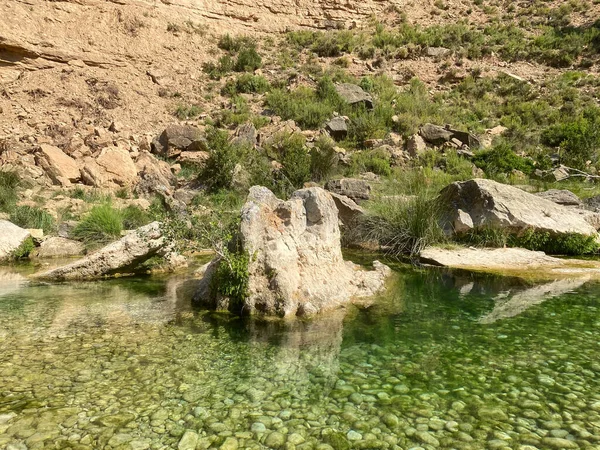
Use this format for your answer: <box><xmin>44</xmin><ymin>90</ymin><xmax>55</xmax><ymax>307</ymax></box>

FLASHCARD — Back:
<box><xmin>310</xmin><ymin>136</ymin><xmax>339</xmax><ymax>182</ymax></box>
<box><xmin>473</xmin><ymin>143</ymin><xmax>535</xmax><ymax>176</ymax></box>
<box><xmin>199</xmin><ymin>127</ymin><xmax>249</xmax><ymax>191</ymax></box>
<box><xmin>12</xmin><ymin>237</ymin><xmax>34</xmax><ymax>259</ymax></box>
<box><xmin>234</xmin><ymin>47</ymin><xmax>262</xmax><ymax>72</ymax></box>
<box><xmin>0</xmin><ymin>171</ymin><xmax>20</xmax><ymax>213</ymax></box>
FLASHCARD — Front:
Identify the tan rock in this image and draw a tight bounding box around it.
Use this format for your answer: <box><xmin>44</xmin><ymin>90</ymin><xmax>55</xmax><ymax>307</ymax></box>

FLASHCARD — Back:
<box><xmin>193</xmin><ymin>187</ymin><xmax>390</xmax><ymax>316</ymax></box>
<box><xmin>176</xmin><ymin>151</ymin><xmax>210</xmax><ymax>167</ymax></box>
<box><xmin>31</xmin><ymin>237</ymin><xmax>85</xmax><ymax>259</ymax></box>
<box><xmin>35</xmin><ymin>144</ymin><xmax>80</xmax><ymax>186</ymax></box>
<box><xmin>95</xmin><ymin>146</ymin><xmax>138</xmax><ymax>186</ymax></box>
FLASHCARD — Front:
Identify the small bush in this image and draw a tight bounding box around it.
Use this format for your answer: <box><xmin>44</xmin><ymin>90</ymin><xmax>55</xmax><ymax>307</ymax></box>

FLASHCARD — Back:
<box><xmin>265</xmin><ymin>132</ymin><xmax>311</xmax><ymax>189</ymax></box>
<box><xmin>218</xmin><ymin>34</ymin><xmax>255</xmax><ymax>52</ymax></box>
<box><xmin>222</xmin><ymin>74</ymin><xmax>270</xmax><ymax>96</ymax></box>
<box><xmin>174</xmin><ymin>104</ymin><xmax>202</xmax><ymax>120</ymax></box>
<box><xmin>310</xmin><ymin>136</ymin><xmax>339</xmax><ymax>182</ymax></box>
<box><xmin>473</xmin><ymin>142</ymin><xmax>535</xmax><ymax>176</ymax></box>
<box><xmin>234</xmin><ymin>47</ymin><xmax>262</xmax><ymax>72</ymax></box>
<box><xmin>350</xmin><ymin>194</ymin><xmax>445</xmax><ymax>257</ymax></box>
<box><xmin>10</xmin><ymin>206</ymin><xmax>56</xmax><ymax>234</ymax></box>
<box><xmin>200</xmin><ymin>128</ymin><xmax>249</xmax><ymax>191</ymax></box>
<box><xmin>121</xmin><ymin>205</ymin><xmax>152</xmax><ymax>230</ymax></box>
<box><xmin>349</xmin><ymin>150</ymin><xmax>392</xmax><ymax>176</ymax></box>
<box><xmin>202</xmin><ymin>55</ymin><xmax>234</xmax><ymax>80</ymax></box>
<box><xmin>72</xmin><ymin>203</ymin><xmax>123</xmax><ymax>246</ymax></box>
<box><xmin>211</xmin><ymin>248</ymin><xmax>250</xmax><ymax>313</ymax></box>
<box><xmin>0</xmin><ymin>171</ymin><xmax>20</xmax><ymax>213</ymax></box>
<box><xmin>12</xmin><ymin>237</ymin><xmax>34</xmax><ymax>259</ymax></box>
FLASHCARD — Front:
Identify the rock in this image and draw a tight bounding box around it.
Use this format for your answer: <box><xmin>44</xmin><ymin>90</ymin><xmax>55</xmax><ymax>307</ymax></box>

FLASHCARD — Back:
<box><xmin>176</xmin><ymin>151</ymin><xmax>210</xmax><ymax>167</ymax></box>
<box><xmin>325</xmin><ymin>178</ymin><xmax>371</xmax><ymax>201</ymax></box>
<box><xmin>31</xmin><ymin>237</ymin><xmax>85</xmax><ymax>259</ymax></box>
<box><xmin>220</xmin><ymin>437</ymin><xmax>239</xmax><ymax>450</ymax></box>
<box><xmin>329</xmin><ymin>192</ymin><xmax>364</xmax><ymax>227</ymax></box>
<box><xmin>231</xmin><ymin>123</ymin><xmax>257</xmax><ymax>147</ymax></box>
<box><xmin>426</xmin><ymin>46</ymin><xmax>451</xmax><ymax>58</ymax></box>
<box><xmin>193</xmin><ymin>187</ymin><xmax>390</xmax><ymax>316</ymax></box>
<box><xmin>135</xmin><ymin>151</ymin><xmax>177</xmax><ymax>197</ymax></box>
<box><xmin>325</xmin><ymin>116</ymin><xmax>348</xmax><ymax>141</ymax></box>
<box><xmin>27</xmin><ymin>229</ymin><xmax>44</xmax><ymax>240</ymax></box>
<box><xmin>406</xmin><ymin>134</ymin><xmax>427</xmax><ymax>157</ymax></box>
<box><xmin>35</xmin><ymin>144</ymin><xmax>80</xmax><ymax>186</ymax></box>
<box><xmin>58</xmin><ymin>221</ymin><xmax>78</xmax><ymax>238</ymax></box>
<box><xmin>35</xmin><ymin>222</ymin><xmax>165</xmax><ymax>281</ymax></box>
<box><xmin>552</xmin><ymin>166</ymin><xmax>570</xmax><ymax>182</ymax></box>
<box><xmin>440</xmin><ymin>179</ymin><xmax>598</xmax><ymax>237</ymax></box>
<box><xmin>420</xmin><ymin>123</ymin><xmax>453</xmax><ymax>146</ymax></box>
<box><xmin>265</xmin><ymin>432</ymin><xmax>286</xmax><ymax>448</ymax></box>
<box><xmin>420</xmin><ymin>124</ymin><xmax>480</xmax><ymax>148</ymax></box>
<box><xmin>420</xmin><ymin>246</ymin><xmax>600</xmax><ymax>279</ymax></box>
<box><xmin>152</xmin><ymin>124</ymin><xmax>207</xmax><ymax>158</ymax></box>
<box><xmin>541</xmin><ymin>437</ymin><xmax>579</xmax><ymax>449</ymax></box>
<box><xmin>95</xmin><ymin>146</ymin><xmax>138</xmax><ymax>186</ymax></box>
<box><xmin>0</xmin><ymin>221</ymin><xmax>31</xmax><ymax>261</ymax></box>
<box><xmin>335</xmin><ymin>83</ymin><xmax>374</xmax><ymax>109</ymax></box>
<box><xmin>415</xmin><ymin>431</ymin><xmax>440</xmax><ymax>447</ymax></box>
<box><xmin>178</xmin><ymin>430</ymin><xmax>199</xmax><ymax>450</ymax></box>
<box><xmin>536</xmin><ymin>189</ymin><xmax>582</xmax><ymax>207</ymax></box>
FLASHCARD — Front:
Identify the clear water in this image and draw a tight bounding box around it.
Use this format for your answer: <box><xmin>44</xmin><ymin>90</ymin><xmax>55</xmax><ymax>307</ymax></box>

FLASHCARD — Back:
<box><xmin>1</xmin><ymin>264</ymin><xmax>599</xmax><ymax>450</ymax></box>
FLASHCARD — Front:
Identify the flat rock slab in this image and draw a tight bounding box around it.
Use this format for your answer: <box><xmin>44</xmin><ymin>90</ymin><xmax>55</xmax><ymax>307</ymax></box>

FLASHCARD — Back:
<box><xmin>34</xmin><ymin>222</ymin><xmax>165</xmax><ymax>281</ymax></box>
<box><xmin>420</xmin><ymin>246</ymin><xmax>600</xmax><ymax>280</ymax></box>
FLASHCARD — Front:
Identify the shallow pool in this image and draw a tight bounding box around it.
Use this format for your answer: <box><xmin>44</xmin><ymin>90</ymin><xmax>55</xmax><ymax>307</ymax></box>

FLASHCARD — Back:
<box><xmin>0</xmin><ymin>265</ymin><xmax>599</xmax><ymax>449</ymax></box>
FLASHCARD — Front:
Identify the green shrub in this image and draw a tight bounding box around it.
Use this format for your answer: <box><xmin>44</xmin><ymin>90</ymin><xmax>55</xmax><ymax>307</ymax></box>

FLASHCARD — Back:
<box><xmin>10</xmin><ymin>206</ymin><xmax>56</xmax><ymax>234</ymax></box>
<box><xmin>200</xmin><ymin>127</ymin><xmax>249</xmax><ymax>191</ymax></box>
<box><xmin>234</xmin><ymin>47</ymin><xmax>262</xmax><ymax>72</ymax></box>
<box><xmin>211</xmin><ymin>248</ymin><xmax>250</xmax><ymax>313</ymax></box>
<box><xmin>350</xmin><ymin>193</ymin><xmax>445</xmax><ymax>257</ymax></box>
<box><xmin>174</xmin><ymin>104</ymin><xmax>202</xmax><ymax>120</ymax></box>
<box><xmin>202</xmin><ymin>55</ymin><xmax>234</xmax><ymax>80</ymax></box>
<box><xmin>222</xmin><ymin>74</ymin><xmax>270</xmax><ymax>96</ymax></box>
<box><xmin>310</xmin><ymin>136</ymin><xmax>339</xmax><ymax>182</ymax></box>
<box><xmin>265</xmin><ymin>132</ymin><xmax>311</xmax><ymax>189</ymax></box>
<box><xmin>12</xmin><ymin>237</ymin><xmax>34</xmax><ymax>259</ymax></box>
<box><xmin>473</xmin><ymin>142</ymin><xmax>535</xmax><ymax>176</ymax></box>
<box><xmin>218</xmin><ymin>34</ymin><xmax>255</xmax><ymax>52</ymax></box>
<box><xmin>0</xmin><ymin>171</ymin><xmax>20</xmax><ymax>213</ymax></box>
<box><xmin>349</xmin><ymin>150</ymin><xmax>392</xmax><ymax>176</ymax></box>
<box><xmin>121</xmin><ymin>205</ymin><xmax>152</xmax><ymax>230</ymax></box>
<box><xmin>72</xmin><ymin>203</ymin><xmax>123</xmax><ymax>246</ymax></box>
<box><xmin>541</xmin><ymin>111</ymin><xmax>600</xmax><ymax>170</ymax></box>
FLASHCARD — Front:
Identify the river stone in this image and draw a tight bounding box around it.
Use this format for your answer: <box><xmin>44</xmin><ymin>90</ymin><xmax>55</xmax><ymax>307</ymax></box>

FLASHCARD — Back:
<box><xmin>265</xmin><ymin>431</ymin><xmax>286</xmax><ymax>448</ymax></box>
<box><xmin>477</xmin><ymin>407</ymin><xmax>508</xmax><ymax>421</ymax></box>
<box><xmin>193</xmin><ymin>187</ymin><xmax>390</xmax><ymax>316</ymax></box>
<box><xmin>0</xmin><ymin>221</ymin><xmax>31</xmax><ymax>261</ymax></box>
<box><xmin>541</xmin><ymin>437</ymin><xmax>579</xmax><ymax>449</ymax></box>
<box><xmin>415</xmin><ymin>431</ymin><xmax>440</xmax><ymax>446</ymax></box>
<box><xmin>439</xmin><ymin>178</ymin><xmax>599</xmax><ymax>237</ymax></box>
<box><xmin>178</xmin><ymin>430</ymin><xmax>199</xmax><ymax>450</ymax></box>
<box><xmin>220</xmin><ymin>437</ymin><xmax>239</xmax><ymax>450</ymax></box>
<box><xmin>35</xmin><ymin>222</ymin><xmax>165</xmax><ymax>281</ymax></box>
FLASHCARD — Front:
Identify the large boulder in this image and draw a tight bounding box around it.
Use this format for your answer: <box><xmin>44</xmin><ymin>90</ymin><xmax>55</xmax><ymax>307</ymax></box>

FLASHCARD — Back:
<box><xmin>335</xmin><ymin>83</ymin><xmax>374</xmax><ymax>109</ymax></box>
<box><xmin>0</xmin><ymin>221</ymin><xmax>31</xmax><ymax>261</ymax></box>
<box><xmin>35</xmin><ymin>144</ymin><xmax>80</xmax><ymax>186</ymax></box>
<box><xmin>193</xmin><ymin>187</ymin><xmax>390</xmax><ymax>316</ymax></box>
<box><xmin>325</xmin><ymin>116</ymin><xmax>348</xmax><ymax>141</ymax></box>
<box><xmin>325</xmin><ymin>178</ymin><xmax>371</xmax><ymax>201</ymax></box>
<box><xmin>35</xmin><ymin>222</ymin><xmax>165</xmax><ymax>281</ymax></box>
<box><xmin>152</xmin><ymin>124</ymin><xmax>208</xmax><ymax>158</ymax></box>
<box><xmin>95</xmin><ymin>146</ymin><xmax>138</xmax><ymax>186</ymax></box>
<box><xmin>419</xmin><ymin>124</ymin><xmax>480</xmax><ymax>149</ymax></box>
<box><xmin>440</xmin><ymin>179</ymin><xmax>599</xmax><ymax>237</ymax></box>
<box><xmin>329</xmin><ymin>192</ymin><xmax>364</xmax><ymax>226</ymax></box>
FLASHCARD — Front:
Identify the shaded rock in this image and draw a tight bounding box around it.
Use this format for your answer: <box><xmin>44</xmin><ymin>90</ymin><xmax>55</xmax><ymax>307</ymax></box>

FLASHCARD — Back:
<box><xmin>439</xmin><ymin>179</ymin><xmax>598</xmax><ymax>237</ymax></box>
<box><xmin>0</xmin><ymin>221</ymin><xmax>31</xmax><ymax>261</ymax></box>
<box><xmin>335</xmin><ymin>83</ymin><xmax>373</xmax><ymax>109</ymax></box>
<box><xmin>152</xmin><ymin>124</ymin><xmax>207</xmax><ymax>158</ymax></box>
<box><xmin>420</xmin><ymin>123</ymin><xmax>453</xmax><ymax>146</ymax></box>
<box><xmin>193</xmin><ymin>187</ymin><xmax>390</xmax><ymax>316</ymax></box>
<box><xmin>406</xmin><ymin>134</ymin><xmax>427</xmax><ymax>157</ymax></box>
<box><xmin>536</xmin><ymin>189</ymin><xmax>582</xmax><ymax>207</ymax></box>
<box><xmin>329</xmin><ymin>192</ymin><xmax>364</xmax><ymax>226</ymax></box>
<box><xmin>420</xmin><ymin>124</ymin><xmax>480</xmax><ymax>148</ymax></box>
<box><xmin>35</xmin><ymin>222</ymin><xmax>165</xmax><ymax>281</ymax></box>
<box><xmin>134</xmin><ymin>151</ymin><xmax>177</xmax><ymax>200</ymax></box>
<box><xmin>231</xmin><ymin>123</ymin><xmax>257</xmax><ymax>147</ymax></box>
<box><xmin>30</xmin><ymin>237</ymin><xmax>85</xmax><ymax>259</ymax></box>
<box><xmin>35</xmin><ymin>144</ymin><xmax>80</xmax><ymax>186</ymax></box>
<box><xmin>58</xmin><ymin>221</ymin><xmax>78</xmax><ymax>239</ymax></box>
<box><xmin>325</xmin><ymin>178</ymin><xmax>371</xmax><ymax>201</ymax></box>
<box><xmin>325</xmin><ymin>116</ymin><xmax>348</xmax><ymax>141</ymax></box>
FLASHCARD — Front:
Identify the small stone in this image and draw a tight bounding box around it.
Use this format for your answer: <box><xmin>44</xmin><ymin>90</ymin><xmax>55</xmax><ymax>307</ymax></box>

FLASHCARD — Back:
<box><xmin>415</xmin><ymin>431</ymin><xmax>440</xmax><ymax>447</ymax></box>
<box><xmin>347</xmin><ymin>430</ymin><xmax>362</xmax><ymax>441</ymax></box>
<box><xmin>251</xmin><ymin>422</ymin><xmax>266</xmax><ymax>433</ymax></box>
<box><xmin>382</xmin><ymin>413</ymin><xmax>399</xmax><ymax>428</ymax></box>
<box><xmin>178</xmin><ymin>430</ymin><xmax>199</xmax><ymax>450</ymax></box>
<box><xmin>220</xmin><ymin>437</ymin><xmax>238</xmax><ymax>450</ymax></box>
<box><xmin>265</xmin><ymin>431</ymin><xmax>286</xmax><ymax>448</ymax></box>
<box><xmin>541</xmin><ymin>437</ymin><xmax>579</xmax><ymax>449</ymax></box>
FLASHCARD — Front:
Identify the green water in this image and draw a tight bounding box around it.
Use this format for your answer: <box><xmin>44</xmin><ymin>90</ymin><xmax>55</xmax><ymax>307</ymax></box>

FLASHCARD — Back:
<box><xmin>1</xmin><ymin>266</ymin><xmax>599</xmax><ymax>450</ymax></box>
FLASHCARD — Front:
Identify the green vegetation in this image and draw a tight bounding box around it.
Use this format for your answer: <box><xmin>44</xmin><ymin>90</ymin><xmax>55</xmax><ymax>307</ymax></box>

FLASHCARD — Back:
<box><xmin>11</xmin><ymin>237</ymin><xmax>34</xmax><ymax>259</ymax></box>
<box><xmin>0</xmin><ymin>171</ymin><xmax>20</xmax><ymax>213</ymax></box>
<box><xmin>200</xmin><ymin>128</ymin><xmax>250</xmax><ymax>191</ymax></box>
<box><xmin>222</xmin><ymin>74</ymin><xmax>270</xmax><ymax>96</ymax></box>
<box><xmin>211</xmin><ymin>247</ymin><xmax>251</xmax><ymax>313</ymax></box>
<box><xmin>10</xmin><ymin>206</ymin><xmax>56</xmax><ymax>234</ymax></box>
<box><xmin>72</xmin><ymin>203</ymin><xmax>153</xmax><ymax>247</ymax></box>
<box><xmin>472</xmin><ymin>143</ymin><xmax>535</xmax><ymax>176</ymax></box>
<box><xmin>174</xmin><ymin>103</ymin><xmax>202</xmax><ymax>120</ymax></box>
